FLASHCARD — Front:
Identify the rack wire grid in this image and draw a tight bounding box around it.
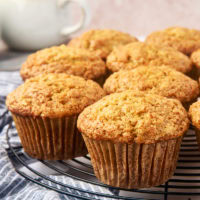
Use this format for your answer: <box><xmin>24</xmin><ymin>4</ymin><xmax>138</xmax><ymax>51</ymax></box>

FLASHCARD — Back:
<box><xmin>6</xmin><ymin>123</ymin><xmax>200</xmax><ymax>200</ymax></box>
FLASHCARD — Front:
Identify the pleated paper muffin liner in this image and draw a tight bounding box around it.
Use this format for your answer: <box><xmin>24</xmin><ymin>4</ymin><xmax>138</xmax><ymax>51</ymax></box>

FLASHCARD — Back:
<box><xmin>83</xmin><ymin>135</ymin><xmax>182</xmax><ymax>189</ymax></box>
<box><xmin>12</xmin><ymin>113</ymin><xmax>88</xmax><ymax>160</ymax></box>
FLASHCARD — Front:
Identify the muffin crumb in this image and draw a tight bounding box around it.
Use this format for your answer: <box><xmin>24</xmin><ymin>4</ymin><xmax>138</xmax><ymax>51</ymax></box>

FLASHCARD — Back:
<box><xmin>104</xmin><ymin>65</ymin><xmax>199</xmax><ymax>103</ymax></box>
<box><xmin>146</xmin><ymin>27</ymin><xmax>200</xmax><ymax>55</ymax></box>
<box><xmin>68</xmin><ymin>29</ymin><xmax>138</xmax><ymax>58</ymax></box>
<box><xmin>106</xmin><ymin>42</ymin><xmax>192</xmax><ymax>73</ymax></box>
<box><xmin>20</xmin><ymin>45</ymin><xmax>106</xmax><ymax>80</ymax></box>
<box><xmin>6</xmin><ymin>73</ymin><xmax>105</xmax><ymax>117</ymax></box>
<box><xmin>78</xmin><ymin>91</ymin><xmax>189</xmax><ymax>144</ymax></box>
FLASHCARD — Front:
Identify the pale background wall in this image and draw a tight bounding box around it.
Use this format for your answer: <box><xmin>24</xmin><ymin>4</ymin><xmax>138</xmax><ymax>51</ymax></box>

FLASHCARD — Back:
<box><xmin>1</xmin><ymin>0</ymin><xmax>200</xmax><ymax>50</ymax></box>
<box><xmin>77</xmin><ymin>0</ymin><xmax>200</xmax><ymax>38</ymax></box>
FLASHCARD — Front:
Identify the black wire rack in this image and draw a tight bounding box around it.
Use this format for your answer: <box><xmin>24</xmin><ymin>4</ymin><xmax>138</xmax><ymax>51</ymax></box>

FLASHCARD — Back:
<box><xmin>6</xmin><ymin>123</ymin><xmax>200</xmax><ymax>200</ymax></box>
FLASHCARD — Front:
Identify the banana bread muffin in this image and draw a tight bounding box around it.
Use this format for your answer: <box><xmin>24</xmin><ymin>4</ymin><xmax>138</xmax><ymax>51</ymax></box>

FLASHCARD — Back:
<box><xmin>104</xmin><ymin>66</ymin><xmax>199</xmax><ymax>109</ymax></box>
<box><xmin>6</xmin><ymin>73</ymin><xmax>105</xmax><ymax>160</ymax></box>
<box><xmin>145</xmin><ymin>27</ymin><xmax>200</xmax><ymax>55</ymax></box>
<box><xmin>68</xmin><ymin>29</ymin><xmax>138</xmax><ymax>59</ymax></box>
<box><xmin>20</xmin><ymin>45</ymin><xmax>106</xmax><ymax>85</ymax></box>
<box><xmin>77</xmin><ymin>91</ymin><xmax>189</xmax><ymax>188</ymax></box>
<box><xmin>106</xmin><ymin>42</ymin><xmax>192</xmax><ymax>74</ymax></box>
<box><xmin>189</xmin><ymin>101</ymin><xmax>200</xmax><ymax>151</ymax></box>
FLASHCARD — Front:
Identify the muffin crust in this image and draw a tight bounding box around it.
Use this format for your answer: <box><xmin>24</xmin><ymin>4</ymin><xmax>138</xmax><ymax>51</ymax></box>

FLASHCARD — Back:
<box><xmin>104</xmin><ymin>66</ymin><xmax>199</xmax><ymax>103</ymax></box>
<box><xmin>106</xmin><ymin>42</ymin><xmax>192</xmax><ymax>73</ymax></box>
<box><xmin>20</xmin><ymin>45</ymin><xmax>106</xmax><ymax>80</ymax></box>
<box><xmin>68</xmin><ymin>29</ymin><xmax>138</xmax><ymax>59</ymax></box>
<box><xmin>146</xmin><ymin>27</ymin><xmax>200</xmax><ymax>55</ymax></box>
<box><xmin>78</xmin><ymin>91</ymin><xmax>189</xmax><ymax>144</ymax></box>
<box><xmin>6</xmin><ymin>73</ymin><xmax>105</xmax><ymax>118</ymax></box>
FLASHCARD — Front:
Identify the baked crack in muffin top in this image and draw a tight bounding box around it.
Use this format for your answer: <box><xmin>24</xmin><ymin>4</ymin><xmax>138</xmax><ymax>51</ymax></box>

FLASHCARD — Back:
<box><xmin>6</xmin><ymin>73</ymin><xmax>105</xmax><ymax>118</ymax></box>
<box><xmin>145</xmin><ymin>27</ymin><xmax>200</xmax><ymax>55</ymax></box>
<box><xmin>78</xmin><ymin>91</ymin><xmax>189</xmax><ymax>144</ymax></box>
<box><xmin>106</xmin><ymin>42</ymin><xmax>192</xmax><ymax>73</ymax></box>
<box><xmin>20</xmin><ymin>45</ymin><xmax>106</xmax><ymax>80</ymax></box>
<box><xmin>104</xmin><ymin>65</ymin><xmax>199</xmax><ymax>103</ymax></box>
<box><xmin>68</xmin><ymin>29</ymin><xmax>138</xmax><ymax>59</ymax></box>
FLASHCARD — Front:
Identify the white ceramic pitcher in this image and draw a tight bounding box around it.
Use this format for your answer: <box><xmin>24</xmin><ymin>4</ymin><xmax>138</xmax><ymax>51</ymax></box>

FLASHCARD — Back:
<box><xmin>0</xmin><ymin>0</ymin><xmax>90</xmax><ymax>50</ymax></box>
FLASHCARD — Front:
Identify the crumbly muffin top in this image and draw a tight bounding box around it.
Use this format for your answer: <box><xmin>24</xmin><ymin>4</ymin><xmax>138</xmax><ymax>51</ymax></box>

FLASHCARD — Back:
<box><xmin>145</xmin><ymin>27</ymin><xmax>200</xmax><ymax>55</ymax></box>
<box><xmin>106</xmin><ymin>42</ymin><xmax>192</xmax><ymax>73</ymax></box>
<box><xmin>189</xmin><ymin>101</ymin><xmax>200</xmax><ymax>129</ymax></box>
<box><xmin>68</xmin><ymin>29</ymin><xmax>138</xmax><ymax>59</ymax></box>
<box><xmin>191</xmin><ymin>49</ymin><xmax>200</xmax><ymax>69</ymax></box>
<box><xmin>20</xmin><ymin>45</ymin><xmax>106</xmax><ymax>80</ymax></box>
<box><xmin>78</xmin><ymin>91</ymin><xmax>189</xmax><ymax>144</ymax></box>
<box><xmin>6</xmin><ymin>73</ymin><xmax>105</xmax><ymax>118</ymax></box>
<box><xmin>104</xmin><ymin>66</ymin><xmax>199</xmax><ymax>103</ymax></box>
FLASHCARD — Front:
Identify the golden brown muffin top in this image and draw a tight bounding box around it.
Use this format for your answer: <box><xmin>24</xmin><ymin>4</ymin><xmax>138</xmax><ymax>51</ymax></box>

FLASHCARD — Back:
<box><xmin>106</xmin><ymin>42</ymin><xmax>192</xmax><ymax>73</ymax></box>
<box><xmin>191</xmin><ymin>49</ymin><xmax>200</xmax><ymax>69</ymax></box>
<box><xmin>189</xmin><ymin>101</ymin><xmax>200</xmax><ymax>129</ymax></box>
<box><xmin>68</xmin><ymin>29</ymin><xmax>138</xmax><ymax>59</ymax></box>
<box><xmin>77</xmin><ymin>91</ymin><xmax>189</xmax><ymax>144</ymax></box>
<box><xmin>104</xmin><ymin>66</ymin><xmax>199</xmax><ymax>103</ymax></box>
<box><xmin>145</xmin><ymin>27</ymin><xmax>200</xmax><ymax>55</ymax></box>
<box><xmin>20</xmin><ymin>45</ymin><xmax>106</xmax><ymax>81</ymax></box>
<box><xmin>6</xmin><ymin>73</ymin><xmax>105</xmax><ymax>118</ymax></box>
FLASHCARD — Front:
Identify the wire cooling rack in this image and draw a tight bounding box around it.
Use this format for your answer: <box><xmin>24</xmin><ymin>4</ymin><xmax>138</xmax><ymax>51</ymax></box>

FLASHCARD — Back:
<box><xmin>6</xmin><ymin>124</ymin><xmax>200</xmax><ymax>200</ymax></box>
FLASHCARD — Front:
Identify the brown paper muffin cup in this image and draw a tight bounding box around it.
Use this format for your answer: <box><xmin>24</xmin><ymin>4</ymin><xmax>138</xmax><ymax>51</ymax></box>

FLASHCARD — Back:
<box><xmin>83</xmin><ymin>135</ymin><xmax>182</xmax><ymax>189</ymax></box>
<box><xmin>12</xmin><ymin>113</ymin><xmax>88</xmax><ymax>160</ymax></box>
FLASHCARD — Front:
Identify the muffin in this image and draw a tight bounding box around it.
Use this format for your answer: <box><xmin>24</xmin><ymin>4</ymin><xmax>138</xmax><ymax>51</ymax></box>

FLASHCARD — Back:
<box><xmin>77</xmin><ymin>91</ymin><xmax>189</xmax><ymax>188</ymax></box>
<box><xmin>68</xmin><ymin>29</ymin><xmax>138</xmax><ymax>60</ymax></box>
<box><xmin>20</xmin><ymin>45</ymin><xmax>106</xmax><ymax>85</ymax></box>
<box><xmin>106</xmin><ymin>42</ymin><xmax>192</xmax><ymax>74</ymax></box>
<box><xmin>6</xmin><ymin>73</ymin><xmax>105</xmax><ymax>160</ymax></box>
<box><xmin>145</xmin><ymin>27</ymin><xmax>200</xmax><ymax>55</ymax></box>
<box><xmin>104</xmin><ymin>65</ymin><xmax>199</xmax><ymax>109</ymax></box>
<box><xmin>189</xmin><ymin>101</ymin><xmax>200</xmax><ymax>150</ymax></box>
